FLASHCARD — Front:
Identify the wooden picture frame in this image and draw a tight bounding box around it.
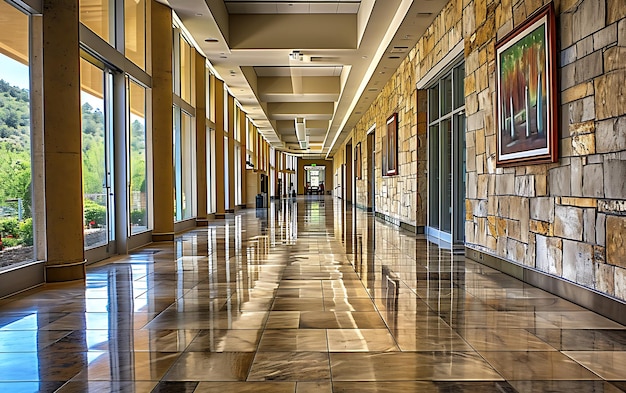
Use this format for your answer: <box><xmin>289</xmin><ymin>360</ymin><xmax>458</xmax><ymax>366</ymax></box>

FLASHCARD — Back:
<box><xmin>495</xmin><ymin>3</ymin><xmax>558</xmax><ymax>166</ymax></box>
<box><xmin>384</xmin><ymin>113</ymin><xmax>398</xmax><ymax>176</ymax></box>
<box><xmin>355</xmin><ymin>142</ymin><xmax>362</xmax><ymax>179</ymax></box>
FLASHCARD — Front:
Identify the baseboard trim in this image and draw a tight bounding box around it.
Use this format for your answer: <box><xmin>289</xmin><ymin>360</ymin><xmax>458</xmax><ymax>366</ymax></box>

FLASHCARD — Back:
<box><xmin>465</xmin><ymin>246</ymin><xmax>626</xmax><ymax>326</ymax></box>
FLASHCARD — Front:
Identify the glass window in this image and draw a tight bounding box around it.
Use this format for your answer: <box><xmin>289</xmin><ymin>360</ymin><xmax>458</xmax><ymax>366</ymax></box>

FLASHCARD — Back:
<box><xmin>427</xmin><ymin>62</ymin><xmax>465</xmax><ymax>244</ymax></box>
<box><xmin>80</xmin><ymin>58</ymin><xmax>113</xmax><ymax>249</ymax></box>
<box><xmin>80</xmin><ymin>0</ymin><xmax>114</xmax><ymax>45</ymax></box>
<box><xmin>454</xmin><ymin>65</ymin><xmax>465</xmax><ymax>109</ymax></box>
<box><xmin>179</xmin><ymin>36</ymin><xmax>193</xmax><ymax>104</ymax></box>
<box><xmin>128</xmin><ymin>79</ymin><xmax>148</xmax><ymax>234</ymax></box>
<box><xmin>124</xmin><ymin>0</ymin><xmax>145</xmax><ymax>69</ymax></box>
<box><xmin>173</xmin><ymin>107</ymin><xmax>196</xmax><ymax>221</ymax></box>
<box><xmin>0</xmin><ymin>1</ymin><xmax>33</xmax><ymax>269</ymax></box>
<box><xmin>441</xmin><ymin>73</ymin><xmax>452</xmax><ymax>115</ymax></box>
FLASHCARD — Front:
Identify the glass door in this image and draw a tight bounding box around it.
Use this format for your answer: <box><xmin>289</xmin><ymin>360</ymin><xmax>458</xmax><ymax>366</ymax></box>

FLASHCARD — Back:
<box><xmin>80</xmin><ymin>58</ymin><xmax>115</xmax><ymax>253</ymax></box>
<box><xmin>427</xmin><ymin>62</ymin><xmax>465</xmax><ymax>248</ymax></box>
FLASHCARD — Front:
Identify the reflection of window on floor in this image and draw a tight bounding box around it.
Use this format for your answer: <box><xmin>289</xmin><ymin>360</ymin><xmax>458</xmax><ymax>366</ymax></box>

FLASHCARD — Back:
<box><xmin>0</xmin><ymin>2</ymin><xmax>34</xmax><ymax>271</ymax></box>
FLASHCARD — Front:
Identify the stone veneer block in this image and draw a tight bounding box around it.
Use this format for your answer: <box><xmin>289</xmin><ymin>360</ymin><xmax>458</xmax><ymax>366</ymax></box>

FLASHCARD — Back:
<box><xmin>616</xmin><ymin>266</ymin><xmax>626</xmax><ymax>300</ymax></box>
<box><xmin>596</xmin><ymin>117</ymin><xmax>626</xmax><ymax>153</ymax></box>
<box><xmin>562</xmin><ymin>81</ymin><xmax>594</xmax><ymax>104</ymax></box>
<box><xmin>554</xmin><ymin>205</ymin><xmax>584</xmax><ymax>241</ymax></box>
<box><xmin>563</xmin><ymin>239</ymin><xmax>595</xmax><ymax>287</ymax></box>
<box><xmin>571</xmin><ymin>157</ymin><xmax>583</xmax><ymax>196</ymax></box>
<box><xmin>595</xmin><ymin>70</ymin><xmax>626</xmax><ymax>120</ymax></box>
<box><xmin>603</xmin><ymin>159</ymin><xmax>626</xmax><ymax>199</ymax></box>
<box><xmin>572</xmin><ymin>133</ymin><xmax>596</xmax><ymax>156</ymax></box>
<box><xmin>495</xmin><ymin>173</ymin><xmax>515</xmax><ymax>195</ymax></box>
<box><xmin>594</xmin><ymin>23</ymin><xmax>618</xmax><ymax>50</ymax></box>
<box><xmin>549</xmin><ymin>166</ymin><xmax>572</xmax><ymax>196</ymax></box>
<box><xmin>584</xmin><ymin>208</ymin><xmax>596</xmax><ymax>243</ymax></box>
<box><xmin>530</xmin><ymin>220</ymin><xmax>553</xmax><ymax>236</ymax></box>
<box><xmin>514</xmin><ymin>175</ymin><xmax>535</xmax><ymax>197</ymax></box>
<box><xmin>595</xmin><ymin>262</ymin><xmax>615</xmax><ymax>295</ymax></box>
<box><xmin>608</xmin><ymin>0</ymin><xmax>626</xmax><ymax>24</ymax></box>
<box><xmin>597</xmin><ymin>213</ymin><xmax>607</xmax><ymax>247</ymax></box>
<box><xmin>536</xmin><ymin>235</ymin><xmax>563</xmax><ymax>276</ymax></box>
<box><xmin>575</xmin><ymin>51</ymin><xmax>603</xmax><ymax>84</ymax></box>
<box><xmin>572</xmin><ymin>0</ymin><xmax>606</xmax><ymax>42</ymax></box>
<box><xmin>606</xmin><ymin>215</ymin><xmax>626</xmax><ymax>268</ymax></box>
<box><xmin>582</xmin><ymin>164</ymin><xmax>604</xmax><ymax>198</ymax></box>
<box><xmin>601</xmin><ymin>38</ymin><xmax>623</xmax><ymax>71</ymax></box>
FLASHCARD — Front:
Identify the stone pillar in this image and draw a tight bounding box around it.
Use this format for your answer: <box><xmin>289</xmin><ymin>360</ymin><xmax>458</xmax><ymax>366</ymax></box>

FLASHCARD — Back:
<box><xmin>42</xmin><ymin>1</ymin><xmax>85</xmax><ymax>282</ymax></box>
<box><xmin>150</xmin><ymin>1</ymin><xmax>174</xmax><ymax>241</ymax></box>
<box><xmin>214</xmin><ymin>77</ymin><xmax>226</xmax><ymax>218</ymax></box>
<box><xmin>227</xmin><ymin>94</ymin><xmax>235</xmax><ymax>212</ymax></box>
<box><xmin>195</xmin><ymin>50</ymin><xmax>208</xmax><ymax>225</ymax></box>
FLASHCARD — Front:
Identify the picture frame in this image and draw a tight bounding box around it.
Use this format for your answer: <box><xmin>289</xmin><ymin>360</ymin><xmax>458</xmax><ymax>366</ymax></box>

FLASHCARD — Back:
<box><xmin>495</xmin><ymin>3</ymin><xmax>558</xmax><ymax>166</ymax></box>
<box><xmin>355</xmin><ymin>142</ymin><xmax>362</xmax><ymax>179</ymax></box>
<box><xmin>384</xmin><ymin>113</ymin><xmax>398</xmax><ymax>176</ymax></box>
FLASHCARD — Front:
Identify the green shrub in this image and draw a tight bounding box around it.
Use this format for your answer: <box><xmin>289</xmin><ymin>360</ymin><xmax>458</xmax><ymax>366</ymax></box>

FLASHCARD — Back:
<box><xmin>18</xmin><ymin>217</ymin><xmax>33</xmax><ymax>246</ymax></box>
<box><xmin>0</xmin><ymin>218</ymin><xmax>19</xmax><ymax>237</ymax></box>
<box><xmin>1</xmin><ymin>237</ymin><xmax>21</xmax><ymax>247</ymax></box>
<box><xmin>84</xmin><ymin>199</ymin><xmax>107</xmax><ymax>227</ymax></box>
<box><xmin>130</xmin><ymin>209</ymin><xmax>146</xmax><ymax>226</ymax></box>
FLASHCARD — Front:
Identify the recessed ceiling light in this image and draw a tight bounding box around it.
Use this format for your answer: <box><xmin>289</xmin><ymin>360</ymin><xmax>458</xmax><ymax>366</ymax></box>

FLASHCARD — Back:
<box><xmin>205</xmin><ymin>38</ymin><xmax>218</xmax><ymax>43</ymax></box>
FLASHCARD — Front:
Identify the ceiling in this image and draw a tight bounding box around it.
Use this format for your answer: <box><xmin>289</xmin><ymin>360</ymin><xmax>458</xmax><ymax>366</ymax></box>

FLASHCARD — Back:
<box><xmin>159</xmin><ymin>0</ymin><xmax>448</xmax><ymax>158</ymax></box>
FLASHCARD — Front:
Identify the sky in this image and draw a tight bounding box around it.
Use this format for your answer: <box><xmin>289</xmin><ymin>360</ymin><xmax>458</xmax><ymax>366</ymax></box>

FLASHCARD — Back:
<box><xmin>0</xmin><ymin>54</ymin><xmax>145</xmax><ymax>124</ymax></box>
<box><xmin>0</xmin><ymin>55</ymin><xmax>29</xmax><ymax>89</ymax></box>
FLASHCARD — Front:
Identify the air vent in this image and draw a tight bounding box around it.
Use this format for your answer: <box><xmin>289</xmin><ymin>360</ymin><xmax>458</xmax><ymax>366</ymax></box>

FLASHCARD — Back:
<box><xmin>390</xmin><ymin>46</ymin><xmax>409</xmax><ymax>53</ymax></box>
<box><xmin>388</xmin><ymin>56</ymin><xmax>401</xmax><ymax>59</ymax></box>
<box><xmin>367</xmin><ymin>88</ymin><xmax>378</xmax><ymax>92</ymax></box>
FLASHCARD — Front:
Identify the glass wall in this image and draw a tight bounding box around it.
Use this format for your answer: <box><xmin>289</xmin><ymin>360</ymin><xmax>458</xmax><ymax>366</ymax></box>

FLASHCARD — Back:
<box><xmin>124</xmin><ymin>0</ymin><xmax>146</xmax><ymax>69</ymax></box>
<box><xmin>427</xmin><ymin>62</ymin><xmax>465</xmax><ymax>246</ymax></box>
<box><xmin>128</xmin><ymin>79</ymin><xmax>148</xmax><ymax>234</ymax></box>
<box><xmin>174</xmin><ymin>108</ymin><xmax>196</xmax><ymax>221</ymax></box>
<box><xmin>80</xmin><ymin>0</ymin><xmax>114</xmax><ymax>45</ymax></box>
<box><xmin>80</xmin><ymin>0</ymin><xmax>147</xmax><ymax>71</ymax></box>
<box><xmin>0</xmin><ymin>1</ymin><xmax>33</xmax><ymax>268</ymax></box>
<box><xmin>80</xmin><ymin>58</ymin><xmax>114</xmax><ymax>249</ymax></box>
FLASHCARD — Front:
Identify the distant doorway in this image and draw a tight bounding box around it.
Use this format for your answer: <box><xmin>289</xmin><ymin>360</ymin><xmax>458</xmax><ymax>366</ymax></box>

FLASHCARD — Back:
<box><xmin>304</xmin><ymin>165</ymin><xmax>325</xmax><ymax>195</ymax></box>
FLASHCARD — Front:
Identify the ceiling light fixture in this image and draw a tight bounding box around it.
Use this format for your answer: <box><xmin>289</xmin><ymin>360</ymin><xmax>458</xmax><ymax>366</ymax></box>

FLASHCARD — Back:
<box><xmin>204</xmin><ymin>38</ymin><xmax>218</xmax><ymax>43</ymax></box>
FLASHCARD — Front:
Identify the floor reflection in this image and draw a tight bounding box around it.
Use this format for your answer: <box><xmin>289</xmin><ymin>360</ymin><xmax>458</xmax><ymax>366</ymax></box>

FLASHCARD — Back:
<box><xmin>0</xmin><ymin>196</ymin><xmax>624</xmax><ymax>392</ymax></box>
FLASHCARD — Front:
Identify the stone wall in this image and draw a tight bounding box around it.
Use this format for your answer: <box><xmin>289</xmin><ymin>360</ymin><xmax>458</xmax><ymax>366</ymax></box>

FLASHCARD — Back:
<box><xmin>464</xmin><ymin>0</ymin><xmax>626</xmax><ymax>302</ymax></box>
<box><xmin>338</xmin><ymin>0</ymin><xmax>626</xmax><ymax>303</ymax></box>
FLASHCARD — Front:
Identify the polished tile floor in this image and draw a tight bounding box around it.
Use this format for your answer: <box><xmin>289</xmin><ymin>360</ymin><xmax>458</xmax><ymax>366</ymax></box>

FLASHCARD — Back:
<box><xmin>1</xmin><ymin>197</ymin><xmax>625</xmax><ymax>392</ymax></box>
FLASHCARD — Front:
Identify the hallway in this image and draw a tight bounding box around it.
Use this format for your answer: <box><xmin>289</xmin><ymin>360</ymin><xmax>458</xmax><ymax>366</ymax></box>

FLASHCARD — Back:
<box><xmin>0</xmin><ymin>197</ymin><xmax>625</xmax><ymax>392</ymax></box>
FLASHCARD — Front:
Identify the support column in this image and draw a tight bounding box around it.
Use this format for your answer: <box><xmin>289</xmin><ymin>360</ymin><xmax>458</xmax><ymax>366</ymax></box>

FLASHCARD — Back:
<box><xmin>195</xmin><ymin>50</ymin><xmax>208</xmax><ymax>225</ymax></box>
<box><xmin>226</xmin><ymin>95</ymin><xmax>235</xmax><ymax>212</ymax></box>
<box><xmin>239</xmin><ymin>116</ymin><xmax>248</xmax><ymax>208</ymax></box>
<box><xmin>151</xmin><ymin>1</ymin><xmax>174</xmax><ymax>241</ymax></box>
<box><xmin>42</xmin><ymin>1</ymin><xmax>85</xmax><ymax>282</ymax></box>
<box><xmin>214</xmin><ymin>78</ymin><xmax>226</xmax><ymax>218</ymax></box>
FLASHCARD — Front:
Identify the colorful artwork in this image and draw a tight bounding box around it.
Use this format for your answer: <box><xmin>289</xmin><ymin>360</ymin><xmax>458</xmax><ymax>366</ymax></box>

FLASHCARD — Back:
<box><xmin>496</xmin><ymin>4</ymin><xmax>558</xmax><ymax>165</ymax></box>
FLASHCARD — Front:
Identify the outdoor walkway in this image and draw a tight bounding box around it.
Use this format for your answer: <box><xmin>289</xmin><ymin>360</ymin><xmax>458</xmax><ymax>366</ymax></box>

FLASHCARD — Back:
<box><xmin>0</xmin><ymin>197</ymin><xmax>625</xmax><ymax>392</ymax></box>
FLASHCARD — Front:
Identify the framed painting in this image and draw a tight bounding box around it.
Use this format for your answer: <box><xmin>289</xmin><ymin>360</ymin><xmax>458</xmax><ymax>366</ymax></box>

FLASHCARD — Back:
<box><xmin>355</xmin><ymin>142</ymin><xmax>362</xmax><ymax>179</ymax></box>
<box><xmin>384</xmin><ymin>113</ymin><xmax>398</xmax><ymax>176</ymax></box>
<box><xmin>495</xmin><ymin>3</ymin><xmax>558</xmax><ymax>166</ymax></box>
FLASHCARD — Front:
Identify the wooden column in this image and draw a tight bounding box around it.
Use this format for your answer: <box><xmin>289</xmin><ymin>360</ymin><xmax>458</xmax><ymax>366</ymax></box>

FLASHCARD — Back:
<box><xmin>195</xmin><ymin>50</ymin><xmax>208</xmax><ymax>225</ymax></box>
<box><xmin>227</xmin><ymin>94</ymin><xmax>235</xmax><ymax>212</ymax></box>
<box><xmin>42</xmin><ymin>0</ymin><xmax>85</xmax><ymax>281</ymax></box>
<box><xmin>150</xmin><ymin>1</ymin><xmax>174</xmax><ymax>241</ymax></box>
